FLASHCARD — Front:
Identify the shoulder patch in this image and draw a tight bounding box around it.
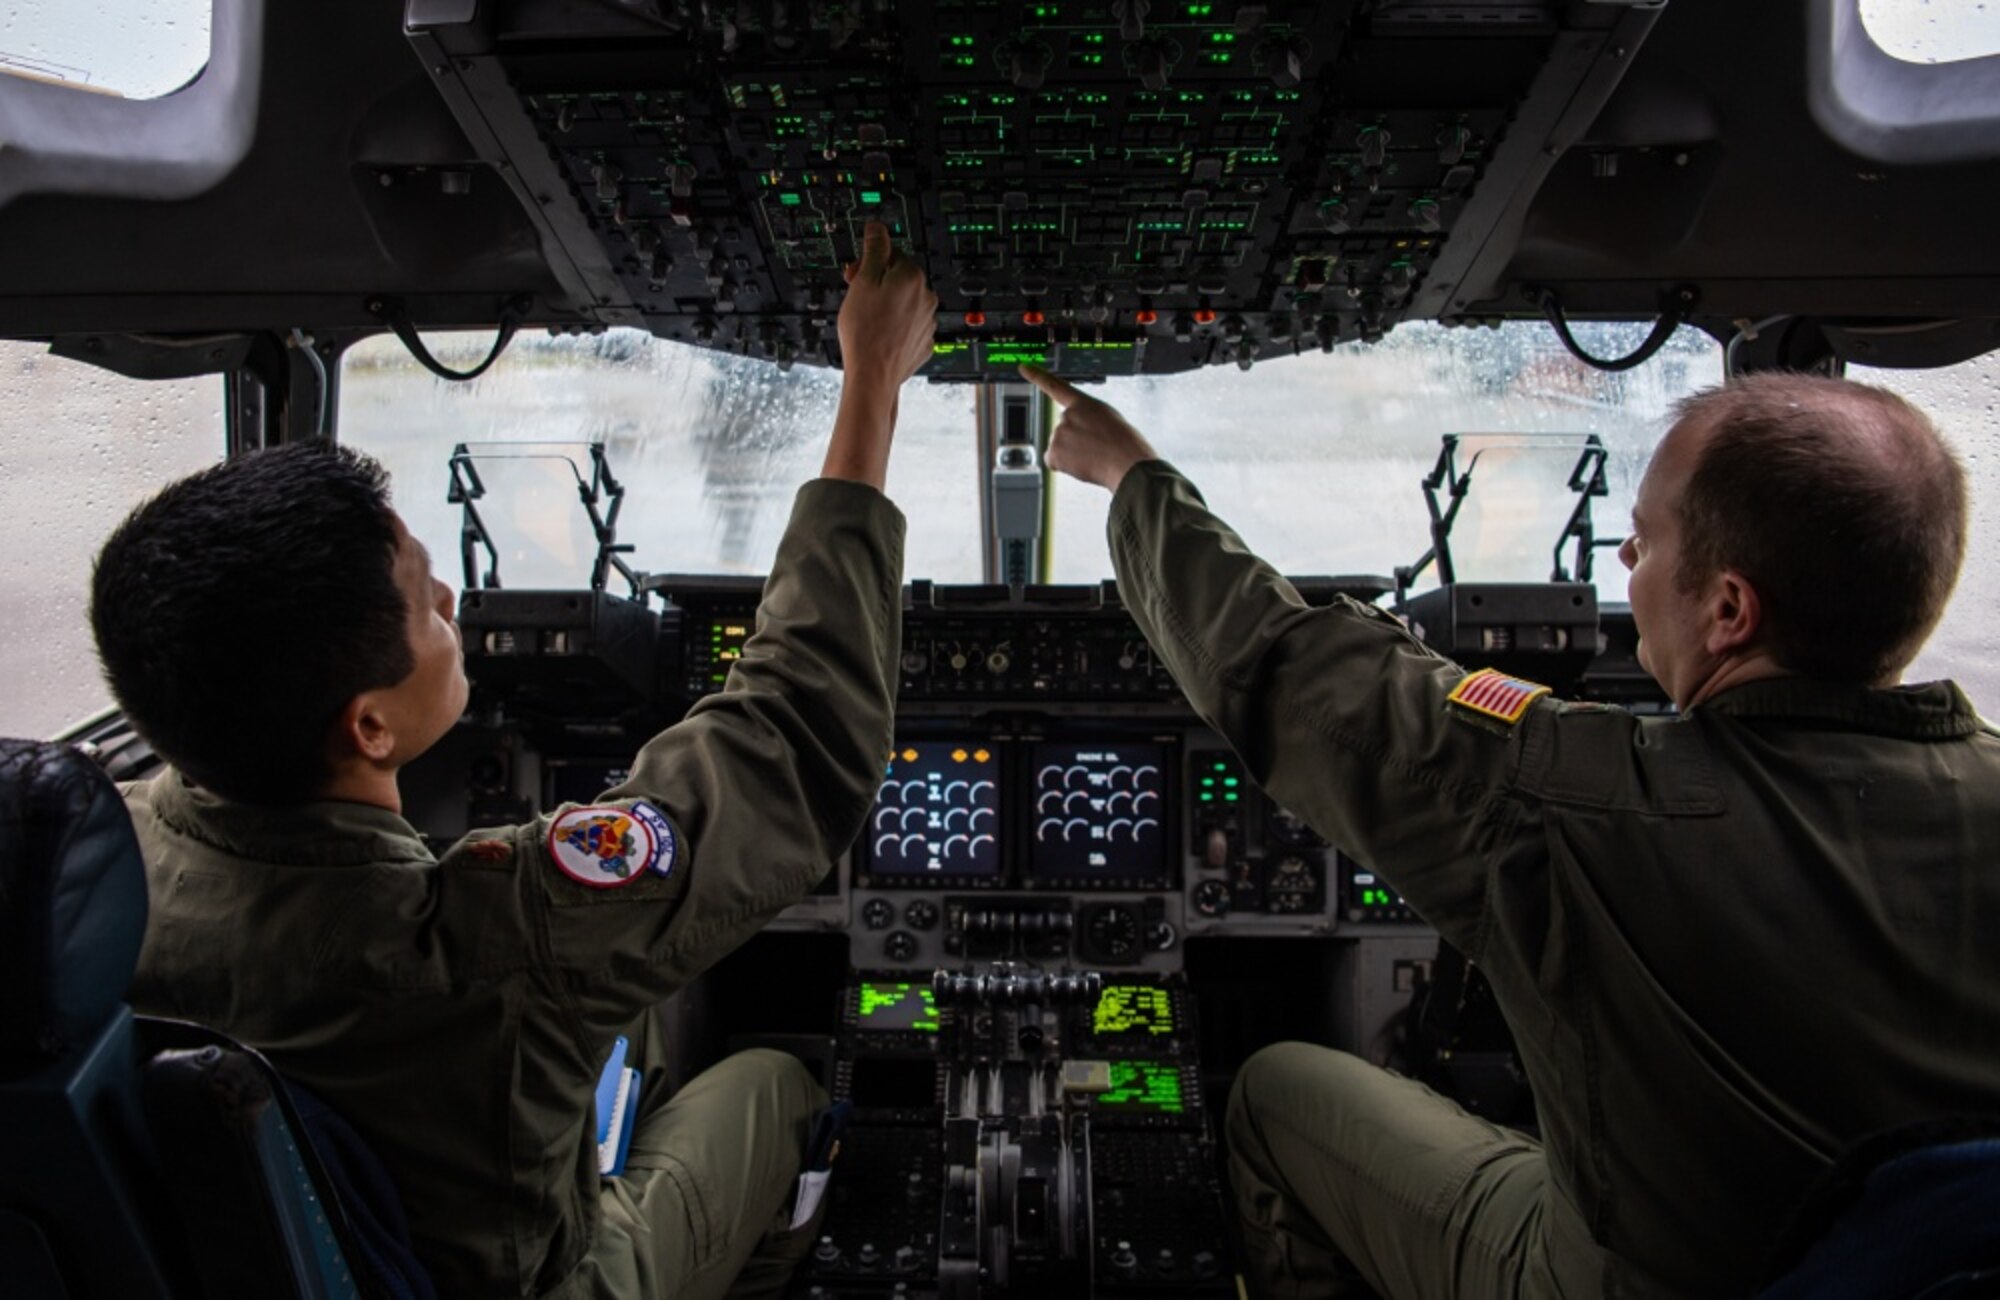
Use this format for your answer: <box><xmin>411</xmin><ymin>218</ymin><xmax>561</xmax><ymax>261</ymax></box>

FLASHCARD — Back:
<box><xmin>629</xmin><ymin>801</ymin><xmax>679</xmax><ymax>879</ymax></box>
<box><xmin>548</xmin><ymin>806</ymin><xmax>659</xmax><ymax>889</ymax></box>
<box><xmin>1447</xmin><ymin>668</ymin><xmax>1552</xmax><ymax>726</ymax></box>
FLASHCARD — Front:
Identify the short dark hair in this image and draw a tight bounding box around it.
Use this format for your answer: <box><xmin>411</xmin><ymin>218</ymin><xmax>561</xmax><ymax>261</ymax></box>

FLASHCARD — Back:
<box><xmin>91</xmin><ymin>443</ymin><xmax>414</xmax><ymax>804</ymax></box>
<box><xmin>1672</xmin><ymin>373</ymin><xmax>1967</xmax><ymax>684</ymax></box>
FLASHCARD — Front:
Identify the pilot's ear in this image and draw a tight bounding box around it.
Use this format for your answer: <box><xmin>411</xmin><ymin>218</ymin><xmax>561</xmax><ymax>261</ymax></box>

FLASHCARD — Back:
<box><xmin>334</xmin><ymin>691</ymin><xmax>397</xmax><ymax>764</ymax></box>
<box><xmin>1704</xmin><ymin>569</ymin><xmax>1764</xmax><ymax>656</ymax></box>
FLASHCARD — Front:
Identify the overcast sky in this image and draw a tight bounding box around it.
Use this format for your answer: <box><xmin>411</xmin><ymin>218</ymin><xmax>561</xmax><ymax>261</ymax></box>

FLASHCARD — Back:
<box><xmin>1</xmin><ymin>1</ymin><xmax>1997</xmax><ymax>98</ymax></box>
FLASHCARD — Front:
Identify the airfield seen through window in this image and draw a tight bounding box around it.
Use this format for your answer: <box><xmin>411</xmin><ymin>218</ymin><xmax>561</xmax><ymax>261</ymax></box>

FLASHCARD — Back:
<box><xmin>2</xmin><ymin>323</ymin><xmax>1998</xmax><ymax>744</ymax></box>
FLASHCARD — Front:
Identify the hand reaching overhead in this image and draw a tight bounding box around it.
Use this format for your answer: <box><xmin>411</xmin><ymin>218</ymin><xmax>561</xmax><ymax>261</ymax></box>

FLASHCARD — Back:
<box><xmin>1019</xmin><ymin>364</ymin><xmax>1160</xmax><ymax>493</ymax></box>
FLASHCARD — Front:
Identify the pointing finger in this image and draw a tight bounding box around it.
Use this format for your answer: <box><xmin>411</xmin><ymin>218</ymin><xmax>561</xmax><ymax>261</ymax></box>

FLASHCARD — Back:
<box><xmin>1018</xmin><ymin>363</ymin><xmax>1083</xmax><ymax>408</ymax></box>
<box><xmin>855</xmin><ymin>220</ymin><xmax>892</xmax><ymax>281</ymax></box>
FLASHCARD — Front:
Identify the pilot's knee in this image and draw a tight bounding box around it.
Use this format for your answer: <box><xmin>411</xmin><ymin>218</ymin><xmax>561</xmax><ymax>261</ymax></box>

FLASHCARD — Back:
<box><xmin>715</xmin><ymin>1048</ymin><xmax>829</xmax><ymax>1144</ymax></box>
<box><xmin>1230</xmin><ymin>1041</ymin><xmax>1359</xmax><ymax>1119</ymax></box>
<box><xmin>1228</xmin><ymin>1043</ymin><xmax>1370</xmax><ymax>1170</ymax></box>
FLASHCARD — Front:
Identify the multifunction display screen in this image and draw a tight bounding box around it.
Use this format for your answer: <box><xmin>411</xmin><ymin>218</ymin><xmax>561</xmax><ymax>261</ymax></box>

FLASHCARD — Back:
<box><xmin>855</xmin><ymin>981</ymin><xmax>940</xmax><ymax>1034</ymax></box>
<box><xmin>1030</xmin><ymin>742</ymin><xmax>1165</xmax><ymax>882</ymax></box>
<box><xmin>1096</xmin><ymin>1060</ymin><xmax>1187</xmax><ymax>1117</ymax></box>
<box><xmin>868</xmin><ymin>742</ymin><xmax>1003</xmax><ymax>878</ymax></box>
<box><xmin>1092</xmin><ymin>984</ymin><xmax>1177</xmax><ymax>1040</ymax></box>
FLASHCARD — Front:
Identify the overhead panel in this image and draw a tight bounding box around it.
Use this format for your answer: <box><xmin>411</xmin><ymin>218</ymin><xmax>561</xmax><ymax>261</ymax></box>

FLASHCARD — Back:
<box><xmin>409</xmin><ymin>0</ymin><xmax>1658</xmax><ymax>377</ymax></box>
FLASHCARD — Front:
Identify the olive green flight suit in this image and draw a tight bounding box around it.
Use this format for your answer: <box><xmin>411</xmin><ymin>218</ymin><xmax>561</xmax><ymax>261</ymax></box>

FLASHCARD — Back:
<box><xmin>1109</xmin><ymin>461</ymin><xmax>2000</xmax><ymax>1299</ymax></box>
<box><xmin>123</xmin><ymin>479</ymin><xmax>905</xmax><ymax>1299</ymax></box>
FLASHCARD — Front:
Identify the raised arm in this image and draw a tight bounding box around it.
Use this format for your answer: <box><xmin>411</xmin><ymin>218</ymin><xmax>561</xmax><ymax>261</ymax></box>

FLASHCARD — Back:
<box><xmin>483</xmin><ymin>221</ymin><xmax>936</xmax><ymax>1030</ymax></box>
<box><xmin>823</xmin><ymin>220</ymin><xmax>940</xmax><ymax>489</ymax></box>
<box><xmin>1019</xmin><ymin>362</ymin><xmax>1157</xmax><ymax>491</ymax></box>
<box><xmin>1021</xmin><ymin>365</ymin><xmax>1528</xmax><ymax>951</ymax></box>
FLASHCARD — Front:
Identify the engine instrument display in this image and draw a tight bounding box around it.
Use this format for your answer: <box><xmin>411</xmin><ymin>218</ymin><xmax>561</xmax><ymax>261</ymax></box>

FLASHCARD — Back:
<box><xmin>1031</xmin><ymin>742</ymin><xmax>1166</xmax><ymax>883</ymax></box>
<box><xmin>868</xmin><ymin>742</ymin><xmax>1003</xmax><ymax>879</ymax></box>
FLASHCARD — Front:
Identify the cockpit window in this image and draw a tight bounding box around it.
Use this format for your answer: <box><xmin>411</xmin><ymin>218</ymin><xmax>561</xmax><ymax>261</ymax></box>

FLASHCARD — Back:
<box><xmin>1853</xmin><ymin>358</ymin><xmax>2000</xmax><ymax>710</ymax></box>
<box><xmin>342</xmin><ymin>323</ymin><xmax>1718</xmax><ymax>603</ymax></box>
<box><xmin>0</xmin><ymin>341</ymin><xmax>222</xmax><ymax>740</ymax></box>
<box><xmin>1860</xmin><ymin>0</ymin><xmax>2000</xmax><ymax>66</ymax></box>
<box><xmin>339</xmin><ymin>325</ymin><xmax>2000</xmax><ymax>717</ymax></box>
<box><xmin>0</xmin><ymin>330</ymin><xmax>1992</xmax><ymax>742</ymax></box>
<box><xmin>0</xmin><ymin>2</ymin><xmax>212</xmax><ymax>99</ymax></box>
<box><xmin>341</xmin><ymin>331</ymin><xmax>980</xmax><ymax>590</ymax></box>
<box><xmin>1048</xmin><ymin>322</ymin><xmax>1720</xmax><ymax>594</ymax></box>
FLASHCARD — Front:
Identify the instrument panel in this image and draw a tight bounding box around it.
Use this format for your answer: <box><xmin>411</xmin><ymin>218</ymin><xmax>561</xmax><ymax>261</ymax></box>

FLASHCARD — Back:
<box><xmin>531</xmin><ymin>723</ymin><xmax>1357</xmax><ymax>974</ymax></box>
<box><xmin>436</xmin><ymin>579</ymin><xmax>1425</xmax><ymax>981</ymax></box>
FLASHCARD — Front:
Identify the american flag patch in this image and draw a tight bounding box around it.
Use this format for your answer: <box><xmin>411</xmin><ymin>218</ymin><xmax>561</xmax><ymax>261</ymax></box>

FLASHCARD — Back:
<box><xmin>1446</xmin><ymin>668</ymin><xmax>1551</xmax><ymax>726</ymax></box>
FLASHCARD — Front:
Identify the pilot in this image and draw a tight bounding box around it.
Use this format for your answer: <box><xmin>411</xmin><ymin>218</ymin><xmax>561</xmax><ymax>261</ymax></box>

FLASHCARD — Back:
<box><xmin>87</xmin><ymin>221</ymin><xmax>936</xmax><ymax>1299</ymax></box>
<box><xmin>1022</xmin><ymin>363</ymin><xmax>2000</xmax><ymax>1299</ymax></box>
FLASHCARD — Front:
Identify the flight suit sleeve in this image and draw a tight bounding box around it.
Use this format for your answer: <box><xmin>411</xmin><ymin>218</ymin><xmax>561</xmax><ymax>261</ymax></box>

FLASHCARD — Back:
<box><xmin>1108</xmin><ymin>460</ymin><xmax>1530</xmax><ymax>950</ymax></box>
<box><xmin>457</xmin><ymin>477</ymin><xmax>904</xmax><ymax>1036</ymax></box>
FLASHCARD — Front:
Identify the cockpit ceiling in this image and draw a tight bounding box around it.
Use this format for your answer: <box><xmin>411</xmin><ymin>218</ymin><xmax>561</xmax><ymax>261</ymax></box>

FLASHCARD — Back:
<box><xmin>0</xmin><ymin>1</ymin><xmax>1997</xmax><ymax>371</ymax></box>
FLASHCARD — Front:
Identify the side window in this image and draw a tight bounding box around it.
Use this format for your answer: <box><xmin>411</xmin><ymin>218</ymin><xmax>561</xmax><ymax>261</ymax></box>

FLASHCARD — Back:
<box><xmin>0</xmin><ymin>343</ymin><xmax>222</xmax><ymax>739</ymax></box>
<box><xmin>1853</xmin><ymin>356</ymin><xmax>2000</xmax><ymax>711</ymax></box>
<box><xmin>2</xmin><ymin>5</ymin><xmax>212</xmax><ymax>99</ymax></box>
<box><xmin>1859</xmin><ymin>1</ymin><xmax>2000</xmax><ymax>66</ymax></box>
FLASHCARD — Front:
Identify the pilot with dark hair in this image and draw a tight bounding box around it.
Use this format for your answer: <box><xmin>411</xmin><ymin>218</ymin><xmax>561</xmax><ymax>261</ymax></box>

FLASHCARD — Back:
<box><xmin>90</xmin><ymin>222</ymin><xmax>936</xmax><ymax>1300</ymax></box>
<box><xmin>1022</xmin><ymin>364</ymin><xmax>2000</xmax><ymax>1299</ymax></box>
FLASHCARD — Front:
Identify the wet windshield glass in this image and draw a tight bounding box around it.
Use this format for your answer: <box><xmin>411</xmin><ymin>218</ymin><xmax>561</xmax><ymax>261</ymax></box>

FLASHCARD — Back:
<box><xmin>1</xmin><ymin>326</ymin><xmax>1995</xmax><ymax>744</ymax></box>
<box><xmin>0</xmin><ymin>342</ymin><xmax>222</xmax><ymax>739</ymax></box>
<box><xmin>343</xmin><ymin>334</ymin><xmax>979</xmax><ymax>587</ymax></box>
<box><xmin>2</xmin><ymin>2</ymin><xmax>212</xmax><ymax>99</ymax></box>
<box><xmin>1045</xmin><ymin>323</ymin><xmax>1715</xmax><ymax>591</ymax></box>
<box><xmin>341</xmin><ymin>321</ymin><xmax>1717</xmax><ymax>602</ymax></box>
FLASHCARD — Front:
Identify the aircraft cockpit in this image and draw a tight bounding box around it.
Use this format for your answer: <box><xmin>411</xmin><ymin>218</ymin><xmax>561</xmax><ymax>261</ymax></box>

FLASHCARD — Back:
<box><xmin>3</xmin><ymin>2</ymin><xmax>1999</xmax><ymax>1297</ymax></box>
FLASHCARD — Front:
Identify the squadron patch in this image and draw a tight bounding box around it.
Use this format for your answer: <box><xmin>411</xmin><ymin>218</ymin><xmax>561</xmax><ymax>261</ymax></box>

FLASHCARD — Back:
<box><xmin>628</xmin><ymin>801</ymin><xmax>679</xmax><ymax>879</ymax></box>
<box><xmin>1447</xmin><ymin>668</ymin><xmax>1552</xmax><ymax>726</ymax></box>
<box><xmin>548</xmin><ymin>806</ymin><xmax>659</xmax><ymax>889</ymax></box>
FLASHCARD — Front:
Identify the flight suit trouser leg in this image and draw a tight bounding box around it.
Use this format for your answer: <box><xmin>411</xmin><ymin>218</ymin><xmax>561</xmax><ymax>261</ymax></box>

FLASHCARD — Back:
<box><xmin>587</xmin><ymin>1047</ymin><xmax>829</xmax><ymax>1300</ymax></box>
<box><xmin>1226</xmin><ymin>1042</ymin><xmax>1550</xmax><ymax>1300</ymax></box>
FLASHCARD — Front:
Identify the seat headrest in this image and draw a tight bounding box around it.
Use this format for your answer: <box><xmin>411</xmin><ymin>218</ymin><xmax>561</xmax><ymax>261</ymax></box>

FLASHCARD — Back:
<box><xmin>0</xmin><ymin>738</ymin><xmax>149</xmax><ymax>1075</ymax></box>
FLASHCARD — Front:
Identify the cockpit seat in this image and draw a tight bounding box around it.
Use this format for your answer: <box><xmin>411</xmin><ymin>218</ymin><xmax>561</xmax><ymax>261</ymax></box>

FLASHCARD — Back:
<box><xmin>0</xmin><ymin>737</ymin><xmax>429</xmax><ymax>1300</ymax></box>
<box><xmin>1758</xmin><ymin>1117</ymin><xmax>2000</xmax><ymax>1300</ymax></box>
